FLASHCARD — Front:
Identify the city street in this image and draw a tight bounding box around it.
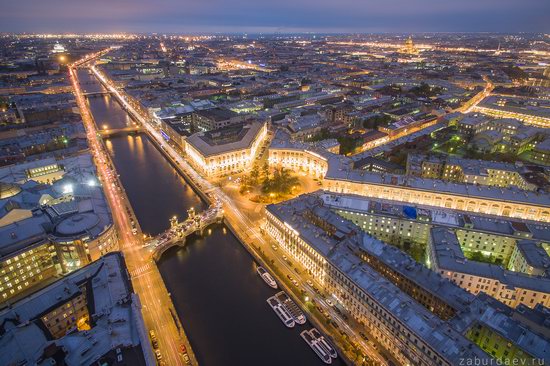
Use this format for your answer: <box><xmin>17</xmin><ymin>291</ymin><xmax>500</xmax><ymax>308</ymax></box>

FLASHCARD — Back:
<box><xmin>89</xmin><ymin>63</ymin><xmax>388</xmax><ymax>365</ymax></box>
<box><xmin>70</xmin><ymin>63</ymin><xmax>196</xmax><ymax>366</ymax></box>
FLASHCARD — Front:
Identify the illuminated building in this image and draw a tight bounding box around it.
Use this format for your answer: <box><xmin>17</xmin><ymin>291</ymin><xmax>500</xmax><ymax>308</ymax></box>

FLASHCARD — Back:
<box><xmin>0</xmin><ymin>155</ymin><xmax>118</xmax><ymax>303</ymax></box>
<box><xmin>464</xmin><ymin>118</ymin><xmax>543</xmax><ymax>155</ymax></box>
<box><xmin>532</xmin><ymin>138</ymin><xmax>550</xmax><ymax>165</ymax></box>
<box><xmin>155</xmin><ymin>100</ymin><xmax>217</xmax><ymax>147</ymax></box>
<box><xmin>268</xmin><ymin>130</ymin><xmax>550</xmax><ymax>222</ymax></box>
<box><xmin>456</xmin><ymin>114</ymin><xmax>491</xmax><ymax>138</ymax></box>
<box><xmin>427</xmin><ymin>227</ymin><xmax>550</xmax><ymax>309</ymax></box>
<box><xmin>265</xmin><ymin>194</ymin><xmax>549</xmax><ymax>365</ymax></box>
<box><xmin>192</xmin><ymin>107</ymin><xmax>244</xmax><ymax>132</ymax></box>
<box><xmin>51</xmin><ymin>42</ymin><xmax>66</xmax><ymax>54</ymax></box>
<box><xmin>184</xmin><ymin>122</ymin><xmax>268</xmax><ymax>177</ymax></box>
<box><xmin>284</xmin><ymin>111</ymin><xmax>328</xmax><ymax>140</ymax></box>
<box><xmin>323</xmin><ymin>168</ymin><xmax>550</xmax><ymax>223</ymax></box>
<box><xmin>401</xmin><ymin>36</ymin><xmax>418</xmax><ymax>55</ymax></box>
<box><xmin>508</xmin><ymin>240</ymin><xmax>550</xmax><ymax>277</ymax></box>
<box><xmin>360</xmin><ymin>130</ymin><xmax>389</xmax><ymax>151</ymax></box>
<box><xmin>268</xmin><ymin>130</ymin><xmax>331</xmax><ymax>178</ymax></box>
<box><xmin>473</xmin><ymin>96</ymin><xmax>550</xmax><ymax>128</ymax></box>
<box><xmin>319</xmin><ymin>191</ymin><xmax>550</xmax><ymax>309</ymax></box>
<box><xmin>406</xmin><ymin>154</ymin><xmax>537</xmax><ymax>191</ymax></box>
<box><xmin>378</xmin><ymin>114</ymin><xmax>438</xmax><ymax>139</ymax></box>
<box><xmin>0</xmin><ymin>253</ymin><xmax>149</xmax><ymax>366</ymax></box>
<box><xmin>320</xmin><ymin>191</ymin><xmax>549</xmax><ymax>265</ymax></box>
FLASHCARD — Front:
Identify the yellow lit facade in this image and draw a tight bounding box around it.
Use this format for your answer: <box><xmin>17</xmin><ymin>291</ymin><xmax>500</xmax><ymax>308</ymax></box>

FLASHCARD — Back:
<box><xmin>473</xmin><ymin>105</ymin><xmax>550</xmax><ymax>128</ymax></box>
<box><xmin>324</xmin><ymin>178</ymin><xmax>550</xmax><ymax>223</ymax></box>
<box><xmin>268</xmin><ymin>148</ymin><xmax>329</xmax><ymax>178</ymax></box>
<box><xmin>265</xmin><ymin>211</ymin><xmax>328</xmax><ymax>282</ymax></box>
<box><xmin>436</xmin><ymin>268</ymin><xmax>550</xmax><ymax>309</ymax></box>
<box><xmin>0</xmin><ymin>242</ymin><xmax>58</xmax><ymax>302</ymax></box>
<box><xmin>0</xmin><ymin>225</ymin><xmax>118</xmax><ymax>304</ymax></box>
<box><xmin>41</xmin><ymin>290</ymin><xmax>90</xmax><ymax>339</ymax></box>
<box><xmin>184</xmin><ymin>122</ymin><xmax>268</xmax><ymax>177</ymax></box>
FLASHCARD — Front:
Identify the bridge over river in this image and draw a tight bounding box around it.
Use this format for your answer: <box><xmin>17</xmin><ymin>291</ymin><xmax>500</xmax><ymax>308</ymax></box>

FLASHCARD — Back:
<box><xmin>146</xmin><ymin>202</ymin><xmax>224</xmax><ymax>261</ymax></box>
<box><xmin>99</xmin><ymin>125</ymin><xmax>143</xmax><ymax>137</ymax></box>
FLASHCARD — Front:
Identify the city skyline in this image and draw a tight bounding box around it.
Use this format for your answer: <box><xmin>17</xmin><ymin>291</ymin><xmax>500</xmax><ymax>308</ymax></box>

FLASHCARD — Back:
<box><xmin>1</xmin><ymin>0</ymin><xmax>550</xmax><ymax>34</ymax></box>
<box><xmin>1</xmin><ymin>5</ymin><xmax>550</xmax><ymax>365</ymax></box>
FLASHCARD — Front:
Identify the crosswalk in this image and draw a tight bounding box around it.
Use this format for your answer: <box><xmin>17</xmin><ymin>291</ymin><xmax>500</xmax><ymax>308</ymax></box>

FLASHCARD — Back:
<box><xmin>130</xmin><ymin>262</ymin><xmax>153</xmax><ymax>278</ymax></box>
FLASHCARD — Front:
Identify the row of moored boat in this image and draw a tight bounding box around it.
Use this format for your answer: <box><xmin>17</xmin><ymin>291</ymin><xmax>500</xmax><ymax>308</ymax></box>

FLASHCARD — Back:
<box><xmin>258</xmin><ymin>266</ymin><xmax>337</xmax><ymax>364</ymax></box>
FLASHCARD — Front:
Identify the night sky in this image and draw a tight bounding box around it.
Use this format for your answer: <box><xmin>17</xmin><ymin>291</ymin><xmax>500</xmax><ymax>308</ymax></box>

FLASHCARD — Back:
<box><xmin>1</xmin><ymin>0</ymin><xmax>549</xmax><ymax>33</ymax></box>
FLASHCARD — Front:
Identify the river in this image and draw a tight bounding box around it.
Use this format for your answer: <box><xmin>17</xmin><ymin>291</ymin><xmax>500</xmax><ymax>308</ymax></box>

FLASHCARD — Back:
<box><xmin>79</xmin><ymin>68</ymin><xmax>344</xmax><ymax>366</ymax></box>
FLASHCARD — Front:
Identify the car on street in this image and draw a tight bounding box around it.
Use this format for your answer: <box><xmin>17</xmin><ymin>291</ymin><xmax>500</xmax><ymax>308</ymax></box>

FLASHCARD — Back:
<box><xmin>155</xmin><ymin>349</ymin><xmax>162</xmax><ymax>361</ymax></box>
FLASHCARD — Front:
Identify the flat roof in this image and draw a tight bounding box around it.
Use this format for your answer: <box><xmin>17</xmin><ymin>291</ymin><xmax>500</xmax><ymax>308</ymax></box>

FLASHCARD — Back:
<box><xmin>0</xmin><ymin>253</ymin><xmax>146</xmax><ymax>366</ymax></box>
<box><xmin>186</xmin><ymin>122</ymin><xmax>265</xmax><ymax>157</ymax></box>
<box><xmin>430</xmin><ymin>227</ymin><xmax>550</xmax><ymax>293</ymax></box>
<box><xmin>195</xmin><ymin>107</ymin><xmax>238</xmax><ymax>121</ymax></box>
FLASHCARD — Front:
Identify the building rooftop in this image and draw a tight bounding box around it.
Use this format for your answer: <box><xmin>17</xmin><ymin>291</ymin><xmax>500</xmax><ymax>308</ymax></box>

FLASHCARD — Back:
<box><xmin>267</xmin><ymin>193</ymin><xmax>550</xmax><ymax>363</ymax></box>
<box><xmin>430</xmin><ymin>227</ymin><xmax>550</xmax><ymax>293</ymax></box>
<box><xmin>269</xmin><ymin>128</ymin><xmax>550</xmax><ymax>207</ymax></box>
<box><xmin>0</xmin><ymin>154</ymin><xmax>114</xmax><ymax>258</ymax></box>
<box><xmin>186</xmin><ymin>121</ymin><xmax>265</xmax><ymax>157</ymax></box>
<box><xmin>515</xmin><ymin>240</ymin><xmax>550</xmax><ymax>272</ymax></box>
<box><xmin>478</xmin><ymin>96</ymin><xmax>550</xmax><ymax>120</ymax></box>
<box><xmin>0</xmin><ymin>252</ymin><xmax>147</xmax><ymax>366</ymax></box>
<box><xmin>194</xmin><ymin>107</ymin><xmax>239</xmax><ymax>122</ymax></box>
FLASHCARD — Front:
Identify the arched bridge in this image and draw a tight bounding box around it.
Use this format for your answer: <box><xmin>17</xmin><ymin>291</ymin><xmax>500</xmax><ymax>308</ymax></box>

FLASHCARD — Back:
<box><xmin>99</xmin><ymin>126</ymin><xmax>144</xmax><ymax>137</ymax></box>
<box><xmin>147</xmin><ymin>204</ymin><xmax>224</xmax><ymax>261</ymax></box>
<box><xmin>83</xmin><ymin>91</ymin><xmax>112</xmax><ymax>97</ymax></box>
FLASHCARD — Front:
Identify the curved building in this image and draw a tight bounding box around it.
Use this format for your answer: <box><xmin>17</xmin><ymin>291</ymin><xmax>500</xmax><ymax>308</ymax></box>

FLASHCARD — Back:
<box><xmin>0</xmin><ymin>154</ymin><xmax>118</xmax><ymax>303</ymax></box>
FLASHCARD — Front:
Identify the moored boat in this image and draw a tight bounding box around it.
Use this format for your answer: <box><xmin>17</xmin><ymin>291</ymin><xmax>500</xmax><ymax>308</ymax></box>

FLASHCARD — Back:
<box><xmin>257</xmin><ymin>266</ymin><xmax>278</xmax><ymax>289</ymax></box>
<box><xmin>275</xmin><ymin>291</ymin><xmax>306</xmax><ymax>324</ymax></box>
<box><xmin>267</xmin><ymin>297</ymin><xmax>295</xmax><ymax>328</ymax></box>
<box><xmin>309</xmin><ymin>328</ymin><xmax>338</xmax><ymax>359</ymax></box>
<box><xmin>300</xmin><ymin>330</ymin><xmax>332</xmax><ymax>364</ymax></box>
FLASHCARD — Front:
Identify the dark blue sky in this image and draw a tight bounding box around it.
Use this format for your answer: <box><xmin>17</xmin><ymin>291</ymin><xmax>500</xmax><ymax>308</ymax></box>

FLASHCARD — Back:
<box><xmin>1</xmin><ymin>0</ymin><xmax>549</xmax><ymax>33</ymax></box>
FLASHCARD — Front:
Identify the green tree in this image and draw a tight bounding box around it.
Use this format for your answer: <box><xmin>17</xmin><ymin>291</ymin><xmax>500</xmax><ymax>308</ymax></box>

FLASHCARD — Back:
<box><xmin>249</xmin><ymin>164</ymin><xmax>260</xmax><ymax>186</ymax></box>
<box><xmin>337</xmin><ymin>136</ymin><xmax>359</xmax><ymax>155</ymax></box>
<box><xmin>262</xmin><ymin>167</ymin><xmax>300</xmax><ymax>197</ymax></box>
<box><xmin>261</xmin><ymin>162</ymin><xmax>269</xmax><ymax>178</ymax></box>
<box><xmin>273</xmin><ymin>168</ymin><xmax>300</xmax><ymax>195</ymax></box>
<box><xmin>362</xmin><ymin>114</ymin><xmax>392</xmax><ymax>129</ymax></box>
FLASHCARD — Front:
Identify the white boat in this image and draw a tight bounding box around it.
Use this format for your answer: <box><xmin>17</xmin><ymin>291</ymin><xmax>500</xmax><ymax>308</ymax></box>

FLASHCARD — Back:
<box><xmin>267</xmin><ymin>297</ymin><xmax>295</xmax><ymax>328</ymax></box>
<box><xmin>275</xmin><ymin>291</ymin><xmax>306</xmax><ymax>325</ymax></box>
<box><xmin>309</xmin><ymin>328</ymin><xmax>338</xmax><ymax>359</ymax></box>
<box><xmin>257</xmin><ymin>266</ymin><xmax>278</xmax><ymax>289</ymax></box>
<box><xmin>300</xmin><ymin>330</ymin><xmax>332</xmax><ymax>364</ymax></box>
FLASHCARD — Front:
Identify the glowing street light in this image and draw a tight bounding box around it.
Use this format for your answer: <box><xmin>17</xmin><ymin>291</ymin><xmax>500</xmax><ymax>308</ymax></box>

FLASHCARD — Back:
<box><xmin>63</xmin><ymin>183</ymin><xmax>74</xmax><ymax>194</ymax></box>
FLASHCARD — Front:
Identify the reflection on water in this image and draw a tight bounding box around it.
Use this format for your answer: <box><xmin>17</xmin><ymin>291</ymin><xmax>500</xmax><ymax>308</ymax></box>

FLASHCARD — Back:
<box><xmin>105</xmin><ymin>134</ymin><xmax>204</xmax><ymax>236</ymax></box>
<box><xmin>84</xmin><ymin>75</ymin><xmax>342</xmax><ymax>366</ymax></box>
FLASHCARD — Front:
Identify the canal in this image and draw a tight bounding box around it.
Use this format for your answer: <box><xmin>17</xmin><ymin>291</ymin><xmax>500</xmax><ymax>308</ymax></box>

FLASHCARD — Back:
<box><xmin>80</xmin><ymin>69</ymin><xmax>345</xmax><ymax>366</ymax></box>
